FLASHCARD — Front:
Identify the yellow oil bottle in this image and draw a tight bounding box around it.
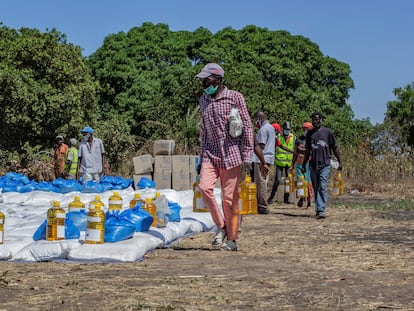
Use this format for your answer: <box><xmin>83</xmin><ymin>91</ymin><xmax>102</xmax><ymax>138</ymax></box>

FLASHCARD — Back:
<box><xmin>68</xmin><ymin>196</ymin><xmax>85</xmax><ymax>211</ymax></box>
<box><xmin>89</xmin><ymin>195</ymin><xmax>105</xmax><ymax>210</ymax></box>
<box><xmin>288</xmin><ymin>172</ymin><xmax>295</xmax><ymax>193</ymax></box>
<box><xmin>0</xmin><ymin>210</ymin><xmax>4</xmax><ymax>244</ymax></box>
<box><xmin>193</xmin><ymin>176</ymin><xmax>209</xmax><ymax>212</ymax></box>
<box><xmin>282</xmin><ymin>177</ymin><xmax>290</xmax><ymax>193</ymax></box>
<box><xmin>333</xmin><ymin>172</ymin><xmax>344</xmax><ymax>196</ymax></box>
<box><xmin>46</xmin><ymin>200</ymin><xmax>66</xmax><ymax>241</ymax></box>
<box><xmin>304</xmin><ymin>179</ymin><xmax>309</xmax><ymax>198</ymax></box>
<box><xmin>130</xmin><ymin>193</ymin><xmax>145</xmax><ymax>208</ymax></box>
<box><xmin>238</xmin><ymin>176</ymin><xmax>247</xmax><ymax>214</ymax></box>
<box><xmin>240</xmin><ymin>175</ymin><xmax>257</xmax><ymax>215</ymax></box>
<box><xmin>85</xmin><ymin>198</ymin><xmax>106</xmax><ymax>244</ymax></box>
<box><xmin>144</xmin><ymin>197</ymin><xmax>157</xmax><ymax>227</ymax></box>
<box><xmin>296</xmin><ymin>175</ymin><xmax>305</xmax><ymax>198</ymax></box>
<box><xmin>108</xmin><ymin>191</ymin><xmax>123</xmax><ymax>211</ymax></box>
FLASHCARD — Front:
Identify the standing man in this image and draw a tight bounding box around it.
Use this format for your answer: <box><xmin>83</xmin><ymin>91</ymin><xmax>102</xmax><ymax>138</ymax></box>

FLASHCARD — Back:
<box><xmin>196</xmin><ymin>63</ymin><xmax>254</xmax><ymax>251</ymax></box>
<box><xmin>53</xmin><ymin>135</ymin><xmax>68</xmax><ymax>179</ymax></box>
<box><xmin>302</xmin><ymin>112</ymin><xmax>342</xmax><ymax>219</ymax></box>
<box><xmin>76</xmin><ymin>126</ymin><xmax>106</xmax><ymax>183</ymax></box>
<box><xmin>64</xmin><ymin>138</ymin><xmax>78</xmax><ymax>179</ymax></box>
<box><xmin>253</xmin><ymin>111</ymin><xmax>275</xmax><ymax>214</ymax></box>
<box><xmin>267</xmin><ymin>121</ymin><xmax>295</xmax><ymax>204</ymax></box>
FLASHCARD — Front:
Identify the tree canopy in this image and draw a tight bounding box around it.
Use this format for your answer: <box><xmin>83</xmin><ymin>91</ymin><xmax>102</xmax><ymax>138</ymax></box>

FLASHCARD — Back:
<box><xmin>88</xmin><ymin>22</ymin><xmax>364</xmax><ymax>145</ymax></box>
<box><xmin>0</xmin><ymin>24</ymin><xmax>97</xmax><ymax>150</ymax></box>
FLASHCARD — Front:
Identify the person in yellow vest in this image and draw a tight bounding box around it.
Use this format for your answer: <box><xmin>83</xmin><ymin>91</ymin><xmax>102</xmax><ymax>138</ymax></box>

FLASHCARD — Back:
<box><xmin>64</xmin><ymin>138</ymin><xmax>78</xmax><ymax>179</ymax></box>
<box><xmin>267</xmin><ymin>121</ymin><xmax>295</xmax><ymax>204</ymax></box>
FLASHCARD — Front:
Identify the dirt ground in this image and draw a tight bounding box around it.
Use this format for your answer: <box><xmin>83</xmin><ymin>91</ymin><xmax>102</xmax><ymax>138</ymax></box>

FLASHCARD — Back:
<box><xmin>0</xmin><ymin>193</ymin><xmax>413</xmax><ymax>311</ymax></box>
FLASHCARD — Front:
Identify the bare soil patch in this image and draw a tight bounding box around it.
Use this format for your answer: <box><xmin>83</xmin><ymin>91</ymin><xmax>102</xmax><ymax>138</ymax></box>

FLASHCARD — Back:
<box><xmin>0</xmin><ymin>194</ymin><xmax>413</xmax><ymax>311</ymax></box>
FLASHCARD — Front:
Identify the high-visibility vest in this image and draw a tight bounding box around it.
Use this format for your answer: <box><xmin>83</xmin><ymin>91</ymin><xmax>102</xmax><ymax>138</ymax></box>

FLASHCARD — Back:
<box><xmin>64</xmin><ymin>147</ymin><xmax>78</xmax><ymax>175</ymax></box>
<box><xmin>275</xmin><ymin>134</ymin><xmax>294</xmax><ymax>167</ymax></box>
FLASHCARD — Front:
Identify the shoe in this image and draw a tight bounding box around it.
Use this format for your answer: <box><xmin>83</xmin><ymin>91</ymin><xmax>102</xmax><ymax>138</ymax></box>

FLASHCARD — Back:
<box><xmin>315</xmin><ymin>212</ymin><xmax>325</xmax><ymax>219</ymax></box>
<box><xmin>212</xmin><ymin>228</ymin><xmax>226</xmax><ymax>248</ymax></box>
<box><xmin>220</xmin><ymin>240</ymin><xmax>238</xmax><ymax>251</ymax></box>
<box><xmin>284</xmin><ymin>200</ymin><xmax>292</xmax><ymax>204</ymax></box>
<box><xmin>297</xmin><ymin>198</ymin><xmax>303</xmax><ymax>207</ymax></box>
<box><xmin>267</xmin><ymin>198</ymin><xmax>274</xmax><ymax>205</ymax></box>
<box><xmin>307</xmin><ymin>200</ymin><xmax>311</xmax><ymax>208</ymax></box>
<box><xmin>258</xmin><ymin>207</ymin><xmax>269</xmax><ymax>214</ymax></box>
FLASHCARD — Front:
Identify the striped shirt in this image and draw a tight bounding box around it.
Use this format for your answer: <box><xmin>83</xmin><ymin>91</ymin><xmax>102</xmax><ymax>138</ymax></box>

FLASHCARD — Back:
<box><xmin>199</xmin><ymin>87</ymin><xmax>254</xmax><ymax>169</ymax></box>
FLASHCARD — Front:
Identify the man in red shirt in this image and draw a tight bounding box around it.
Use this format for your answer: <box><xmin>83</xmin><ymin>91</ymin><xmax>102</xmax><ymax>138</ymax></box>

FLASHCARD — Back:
<box><xmin>196</xmin><ymin>63</ymin><xmax>254</xmax><ymax>251</ymax></box>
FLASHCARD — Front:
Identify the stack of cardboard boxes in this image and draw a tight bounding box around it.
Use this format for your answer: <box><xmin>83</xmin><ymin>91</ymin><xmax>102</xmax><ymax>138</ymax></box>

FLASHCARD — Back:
<box><xmin>132</xmin><ymin>140</ymin><xmax>199</xmax><ymax>190</ymax></box>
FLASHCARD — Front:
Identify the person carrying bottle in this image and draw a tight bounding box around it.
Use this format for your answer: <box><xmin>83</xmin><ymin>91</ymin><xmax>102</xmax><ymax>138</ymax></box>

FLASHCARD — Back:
<box><xmin>195</xmin><ymin>63</ymin><xmax>254</xmax><ymax>251</ymax></box>
<box><xmin>291</xmin><ymin>122</ymin><xmax>314</xmax><ymax>207</ymax></box>
<box><xmin>302</xmin><ymin>112</ymin><xmax>342</xmax><ymax>219</ymax></box>
<box><xmin>267</xmin><ymin>121</ymin><xmax>295</xmax><ymax>204</ymax></box>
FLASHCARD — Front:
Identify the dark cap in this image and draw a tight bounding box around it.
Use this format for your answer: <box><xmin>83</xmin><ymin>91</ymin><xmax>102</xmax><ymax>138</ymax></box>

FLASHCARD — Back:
<box><xmin>311</xmin><ymin>112</ymin><xmax>324</xmax><ymax>120</ymax></box>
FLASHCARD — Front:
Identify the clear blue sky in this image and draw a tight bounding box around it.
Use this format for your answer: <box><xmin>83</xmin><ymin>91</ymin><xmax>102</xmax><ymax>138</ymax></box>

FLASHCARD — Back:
<box><xmin>1</xmin><ymin>0</ymin><xmax>413</xmax><ymax>124</ymax></box>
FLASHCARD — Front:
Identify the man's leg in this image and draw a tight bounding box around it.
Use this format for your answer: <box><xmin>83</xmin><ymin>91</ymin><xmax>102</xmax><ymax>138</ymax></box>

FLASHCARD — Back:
<box><xmin>254</xmin><ymin>162</ymin><xmax>269</xmax><ymax>213</ymax></box>
<box><xmin>316</xmin><ymin>165</ymin><xmax>331</xmax><ymax>217</ymax></box>
<box><xmin>219</xmin><ymin>165</ymin><xmax>241</xmax><ymax>241</ymax></box>
<box><xmin>267</xmin><ymin>166</ymin><xmax>282</xmax><ymax>204</ymax></box>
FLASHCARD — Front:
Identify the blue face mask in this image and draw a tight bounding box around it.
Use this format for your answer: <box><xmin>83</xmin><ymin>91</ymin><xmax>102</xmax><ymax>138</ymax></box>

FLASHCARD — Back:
<box><xmin>204</xmin><ymin>85</ymin><xmax>218</xmax><ymax>95</ymax></box>
<box><xmin>83</xmin><ymin>135</ymin><xmax>89</xmax><ymax>142</ymax></box>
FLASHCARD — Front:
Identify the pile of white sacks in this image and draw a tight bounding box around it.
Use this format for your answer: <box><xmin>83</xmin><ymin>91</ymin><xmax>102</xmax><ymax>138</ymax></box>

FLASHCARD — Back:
<box><xmin>0</xmin><ymin>187</ymin><xmax>221</xmax><ymax>262</ymax></box>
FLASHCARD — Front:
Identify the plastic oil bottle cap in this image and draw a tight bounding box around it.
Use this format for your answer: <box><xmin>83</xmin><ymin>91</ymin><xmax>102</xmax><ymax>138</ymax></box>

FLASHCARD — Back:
<box><xmin>53</xmin><ymin>201</ymin><xmax>60</xmax><ymax>207</ymax></box>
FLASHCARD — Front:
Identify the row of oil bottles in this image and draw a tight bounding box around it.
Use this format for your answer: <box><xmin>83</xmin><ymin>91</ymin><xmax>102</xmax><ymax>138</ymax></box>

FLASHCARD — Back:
<box><xmin>192</xmin><ymin>171</ymin><xmax>344</xmax><ymax>215</ymax></box>
<box><xmin>0</xmin><ymin>191</ymin><xmax>161</xmax><ymax>245</ymax></box>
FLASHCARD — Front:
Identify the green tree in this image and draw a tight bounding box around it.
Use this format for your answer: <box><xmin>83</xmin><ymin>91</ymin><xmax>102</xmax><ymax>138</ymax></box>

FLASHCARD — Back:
<box><xmin>0</xmin><ymin>24</ymin><xmax>97</xmax><ymax>150</ymax></box>
<box><xmin>386</xmin><ymin>83</ymin><xmax>414</xmax><ymax>147</ymax></box>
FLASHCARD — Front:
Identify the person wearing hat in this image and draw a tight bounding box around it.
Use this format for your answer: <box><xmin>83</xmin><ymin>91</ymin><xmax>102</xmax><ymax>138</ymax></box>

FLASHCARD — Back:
<box><xmin>195</xmin><ymin>63</ymin><xmax>254</xmax><ymax>251</ymax></box>
<box><xmin>291</xmin><ymin>122</ymin><xmax>314</xmax><ymax>207</ymax></box>
<box><xmin>267</xmin><ymin>121</ymin><xmax>295</xmax><ymax>204</ymax></box>
<box><xmin>64</xmin><ymin>138</ymin><xmax>78</xmax><ymax>179</ymax></box>
<box><xmin>76</xmin><ymin>126</ymin><xmax>106</xmax><ymax>183</ymax></box>
<box><xmin>302</xmin><ymin>112</ymin><xmax>342</xmax><ymax>219</ymax></box>
<box><xmin>53</xmin><ymin>135</ymin><xmax>68</xmax><ymax>179</ymax></box>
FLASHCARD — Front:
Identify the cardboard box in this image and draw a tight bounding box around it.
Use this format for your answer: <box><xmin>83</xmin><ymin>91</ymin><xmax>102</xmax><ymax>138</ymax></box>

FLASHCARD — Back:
<box><xmin>189</xmin><ymin>155</ymin><xmax>200</xmax><ymax>173</ymax></box>
<box><xmin>172</xmin><ymin>172</ymin><xmax>190</xmax><ymax>191</ymax></box>
<box><xmin>133</xmin><ymin>174</ymin><xmax>153</xmax><ymax>189</ymax></box>
<box><xmin>172</xmin><ymin>155</ymin><xmax>190</xmax><ymax>173</ymax></box>
<box><xmin>154</xmin><ymin>156</ymin><xmax>172</xmax><ymax>173</ymax></box>
<box><xmin>153</xmin><ymin>171</ymin><xmax>171</xmax><ymax>189</ymax></box>
<box><xmin>132</xmin><ymin>154</ymin><xmax>153</xmax><ymax>175</ymax></box>
<box><xmin>153</xmin><ymin>140</ymin><xmax>175</xmax><ymax>155</ymax></box>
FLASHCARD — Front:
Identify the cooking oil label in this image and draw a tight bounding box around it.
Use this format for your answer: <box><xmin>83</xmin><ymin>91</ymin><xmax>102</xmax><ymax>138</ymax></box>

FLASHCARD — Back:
<box><xmin>285</xmin><ymin>186</ymin><xmax>290</xmax><ymax>192</ymax></box>
<box><xmin>196</xmin><ymin>198</ymin><xmax>206</xmax><ymax>209</ymax></box>
<box><xmin>109</xmin><ymin>200</ymin><xmax>123</xmax><ymax>205</ymax></box>
<box><xmin>57</xmin><ymin>213</ymin><xmax>66</xmax><ymax>219</ymax></box>
<box><xmin>57</xmin><ymin>225</ymin><xmax>65</xmax><ymax>238</ymax></box>
<box><xmin>86</xmin><ymin>228</ymin><xmax>102</xmax><ymax>242</ymax></box>
<box><xmin>238</xmin><ymin>199</ymin><xmax>242</xmax><ymax>211</ymax></box>
<box><xmin>195</xmin><ymin>186</ymin><xmax>200</xmax><ymax>191</ymax></box>
<box><xmin>0</xmin><ymin>219</ymin><xmax>3</xmax><ymax>224</ymax></box>
<box><xmin>88</xmin><ymin>216</ymin><xmax>102</xmax><ymax>223</ymax></box>
<box><xmin>297</xmin><ymin>189</ymin><xmax>305</xmax><ymax>196</ymax></box>
<box><xmin>0</xmin><ymin>231</ymin><xmax>3</xmax><ymax>243</ymax></box>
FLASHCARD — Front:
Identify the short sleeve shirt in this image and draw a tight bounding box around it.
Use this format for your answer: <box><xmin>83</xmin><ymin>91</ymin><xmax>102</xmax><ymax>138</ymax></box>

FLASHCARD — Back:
<box><xmin>253</xmin><ymin>120</ymin><xmax>275</xmax><ymax>164</ymax></box>
<box><xmin>305</xmin><ymin>127</ymin><xmax>338</xmax><ymax>170</ymax></box>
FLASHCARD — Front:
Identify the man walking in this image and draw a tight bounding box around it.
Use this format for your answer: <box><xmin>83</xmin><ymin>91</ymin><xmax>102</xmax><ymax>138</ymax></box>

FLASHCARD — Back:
<box><xmin>196</xmin><ymin>63</ymin><xmax>254</xmax><ymax>251</ymax></box>
<box><xmin>302</xmin><ymin>112</ymin><xmax>342</xmax><ymax>219</ymax></box>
